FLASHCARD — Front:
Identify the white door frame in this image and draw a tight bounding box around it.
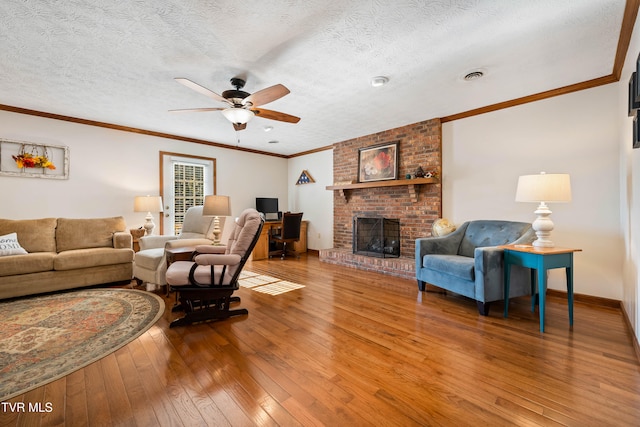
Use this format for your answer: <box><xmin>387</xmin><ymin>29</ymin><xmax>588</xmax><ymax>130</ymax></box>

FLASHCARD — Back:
<box><xmin>159</xmin><ymin>151</ymin><xmax>216</xmax><ymax>235</ymax></box>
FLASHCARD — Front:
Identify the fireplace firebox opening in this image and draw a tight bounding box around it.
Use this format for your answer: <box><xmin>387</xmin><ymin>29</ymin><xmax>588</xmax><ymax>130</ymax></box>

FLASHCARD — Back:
<box><xmin>353</xmin><ymin>217</ymin><xmax>400</xmax><ymax>258</ymax></box>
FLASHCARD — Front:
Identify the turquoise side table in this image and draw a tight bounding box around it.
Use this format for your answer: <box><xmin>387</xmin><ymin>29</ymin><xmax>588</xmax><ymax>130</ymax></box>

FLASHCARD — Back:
<box><xmin>502</xmin><ymin>245</ymin><xmax>582</xmax><ymax>333</ymax></box>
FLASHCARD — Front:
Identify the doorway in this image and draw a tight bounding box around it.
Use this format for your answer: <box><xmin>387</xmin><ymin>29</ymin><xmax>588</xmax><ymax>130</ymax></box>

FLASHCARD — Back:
<box><xmin>160</xmin><ymin>151</ymin><xmax>216</xmax><ymax>235</ymax></box>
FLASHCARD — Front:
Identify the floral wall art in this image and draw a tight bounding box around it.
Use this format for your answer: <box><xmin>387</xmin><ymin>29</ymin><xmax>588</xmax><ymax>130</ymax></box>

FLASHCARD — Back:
<box><xmin>357</xmin><ymin>142</ymin><xmax>399</xmax><ymax>183</ymax></box>
<box><xmin>0</xmin><ymin>139</ymin><xmax>69</xmax><ymax>179</ymax></box>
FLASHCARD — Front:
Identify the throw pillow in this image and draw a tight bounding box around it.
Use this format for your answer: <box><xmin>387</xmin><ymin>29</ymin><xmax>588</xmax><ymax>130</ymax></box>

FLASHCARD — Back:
<box><xmin>0</xmin><ymin>232</ymin><xmax>28</xmax><ymax>256</ymax></box>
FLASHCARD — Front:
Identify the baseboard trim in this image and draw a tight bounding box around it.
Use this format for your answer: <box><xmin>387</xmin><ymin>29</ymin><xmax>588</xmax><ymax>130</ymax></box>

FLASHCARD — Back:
<box><xmin>620</xmin><ymin>302</ymin><xmax>640</xmax><ymax>364</ymax></box>
<box><xmin>546</xmin><ymin>289</ymin><xmax>639</xmax><ymax>364</ymax></box>
<box><xmin>545</xmin><ymin>289</ymin><xmax>620</xmax><ymax>309</ymax></box>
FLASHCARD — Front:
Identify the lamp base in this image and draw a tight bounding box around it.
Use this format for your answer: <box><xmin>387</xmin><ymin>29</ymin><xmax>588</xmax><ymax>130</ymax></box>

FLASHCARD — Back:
<box><xmin>212</xmin><ymin>215</ymin><xmax>222</xmax><ymax>245</ymax></box>
<box><xmin>531</xmin><ymin>202</ymin><xmax>555</xmax><ymax>248</ymax></box>
<box><xmin>143</xmin><ymin>212</ymin><xmax>155</xmax><ymax>236</ymax></box>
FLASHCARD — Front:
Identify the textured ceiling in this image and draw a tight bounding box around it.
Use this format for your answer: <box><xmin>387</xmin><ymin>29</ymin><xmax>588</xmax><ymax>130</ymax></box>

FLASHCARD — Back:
<box><xmin>0</xmin><ymin>0</ymin><xmax>626</xmax><ymax>156</ymax></box>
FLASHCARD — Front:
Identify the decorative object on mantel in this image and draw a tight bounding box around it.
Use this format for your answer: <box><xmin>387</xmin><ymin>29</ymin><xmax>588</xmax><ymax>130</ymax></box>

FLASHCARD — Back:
<box><xmin>358</xmin><ymin>142</ymin><xmax>399</xmax><ymax>182</ymax></box>
<box><xmin>296</xmin><ymin>169</ymin><xmax>315</xmax><ymax>185</ymax></box>
<box><xmin>413</xmin><ymin>166</ymin><xmax>439</xmax><ymax>179</ymax></box>
<box><xmin>0</xmin><ymin>139</ymin><xmax>69</xmax><ymax>179</ymax></box>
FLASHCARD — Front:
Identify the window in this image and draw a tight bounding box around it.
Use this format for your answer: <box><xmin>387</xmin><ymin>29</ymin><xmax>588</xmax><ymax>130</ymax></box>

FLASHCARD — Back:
<box><xmin>160</xmin><ymin>152</ymin><xmax>216</xmax><ymax>235</ymax></box>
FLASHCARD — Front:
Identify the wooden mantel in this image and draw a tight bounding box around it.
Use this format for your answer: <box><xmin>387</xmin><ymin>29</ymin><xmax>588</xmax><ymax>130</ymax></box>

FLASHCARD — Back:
<box><xmin>326</xmin><ymin>177</ymin><xmax>439</xmax><ymax>202</ymax></box>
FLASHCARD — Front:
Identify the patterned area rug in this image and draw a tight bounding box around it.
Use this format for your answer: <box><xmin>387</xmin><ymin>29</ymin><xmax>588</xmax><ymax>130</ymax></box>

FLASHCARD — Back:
<box><xmin>0</xmin><ymin>288</ymin><xmax>164</xmax><ymax>401</ymax></box>
<box><xmin>239</xmin><ymin>271</ymin><xmax>305</xmax><ymax>295</ymax></box>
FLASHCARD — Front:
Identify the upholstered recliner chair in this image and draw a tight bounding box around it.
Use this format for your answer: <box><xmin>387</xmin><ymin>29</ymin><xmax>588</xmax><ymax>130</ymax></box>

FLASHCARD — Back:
<box><xmin>133</xmin><ymin>206</ymin><xmax>222</xmax><ymax>288</ymax></box>
<box><xmin>165</xmin><ymin>208</ymin><xmax>264</xmax><ymax>327</ymax></box>
<box><xmin>415</xmin><ymin>220</ymin><xmax>535</xmax><ymax>315</ymax></box>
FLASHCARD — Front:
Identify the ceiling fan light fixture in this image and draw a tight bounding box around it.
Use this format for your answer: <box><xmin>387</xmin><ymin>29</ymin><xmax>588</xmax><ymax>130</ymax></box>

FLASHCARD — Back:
<box><xmin>370</xmin><ymin>76</ymin><xmax>389</xmax><ymax>87</ymax></box>
<box><xmin>221</xmin><ymin>107</ymin><xmax>255</xmax><ymax>125</ymax></box>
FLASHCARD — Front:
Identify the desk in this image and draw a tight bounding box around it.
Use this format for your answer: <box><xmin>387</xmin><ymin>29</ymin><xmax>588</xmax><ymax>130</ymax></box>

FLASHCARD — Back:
<box><xmin>252</xmin><ymin>220</ymin><xmax>308</xmax><ymax>260</ymax></box>
<box><xmin>502</xmin><ymin>245</ymin><xmax>581</xmax><ymax>333</ymax></box>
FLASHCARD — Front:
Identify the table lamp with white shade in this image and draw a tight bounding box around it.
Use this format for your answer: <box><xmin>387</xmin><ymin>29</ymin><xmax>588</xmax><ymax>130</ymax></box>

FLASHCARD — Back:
<box><xmin>134</xmin><ymin>195</ymin><xmax>163</xmax><ymax>236</ymax></box>
<box><xmin>203</xmin><ymin>195</ymin><xmax>231</xmax><ymax>245</ymax></box>
<box><xmin>515</xmin><ymin>172</ymin><xmax>571</xmax><ymax>248</ymax></box>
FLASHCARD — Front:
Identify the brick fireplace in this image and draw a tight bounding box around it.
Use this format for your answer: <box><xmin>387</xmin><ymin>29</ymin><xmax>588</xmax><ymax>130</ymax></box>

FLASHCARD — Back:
<box><xmin>320</xmin><ymin>118</ymin><xmax>442</xmax><ymax>279</ymax></box>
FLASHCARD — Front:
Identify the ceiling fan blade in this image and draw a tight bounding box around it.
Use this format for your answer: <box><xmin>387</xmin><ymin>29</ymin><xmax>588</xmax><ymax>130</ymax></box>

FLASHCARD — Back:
<box><xmin>252</xmin><ymin>108</ymin><xmax>300</xmax><ymax>123</ymax></box>
<box><xmin>168</xmin><ymin>107</ymin><xmax>225</xmax><ymax>113</ymax></box>
<box><xmin>174</xmin><ymin>78</ymin><xmax>231</xmax><ymax>105</ymax></box>
<box><xmin>244</xmin><ymin>84</ymin><xmax>290</xmax><ymax>107</ymax></box>
<box><xmin>233</xmin><ymin>122</ymin><xmax>247</xmax><ymax>131</ymax></box>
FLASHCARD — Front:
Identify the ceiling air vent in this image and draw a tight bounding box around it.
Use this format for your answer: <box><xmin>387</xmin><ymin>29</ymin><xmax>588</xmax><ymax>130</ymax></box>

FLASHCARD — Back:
<box><xmin>464</xmin><ymin>70</ymin><xmax>484</xmax><ymax>81</ymax></box>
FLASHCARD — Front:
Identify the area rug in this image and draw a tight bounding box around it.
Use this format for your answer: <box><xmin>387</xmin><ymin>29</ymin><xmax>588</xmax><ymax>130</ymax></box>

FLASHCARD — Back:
<box><xmin>0</xmin><ymin>288</ymin><xmax>164</xmax><ymax>401</ymax></box>
<box><xmin>239</xmin><ymin>271</ymin><xmax>305</xmax><ymax>295</ymax></box>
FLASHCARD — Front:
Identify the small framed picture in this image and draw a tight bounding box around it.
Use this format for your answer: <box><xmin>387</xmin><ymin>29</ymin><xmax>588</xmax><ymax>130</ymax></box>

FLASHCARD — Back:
<box><xmin>635</xmin><ymin>52</ymin><xmax>640</xmax><ymax>102</ymax></box>
<box><xmin>629</xmin><ymin>72</ymin><xmax>640</xmax><ymax>117</ymax></box>
<box><xmin>358</xmin><ymin>142</ymin><xmax>399</xmax><ymax>183</ymax></box>
<box><xmin>634</xmin><ymin>115</ymin><xmax>640</xmax><ymax>149</ymax></box>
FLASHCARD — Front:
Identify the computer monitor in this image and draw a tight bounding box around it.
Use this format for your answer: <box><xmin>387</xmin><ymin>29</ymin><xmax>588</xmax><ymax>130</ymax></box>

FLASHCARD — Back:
<box><xmin>256</xmin><ymin>197</ymin><xmax>279</xmax><ymax>220</ymax></box>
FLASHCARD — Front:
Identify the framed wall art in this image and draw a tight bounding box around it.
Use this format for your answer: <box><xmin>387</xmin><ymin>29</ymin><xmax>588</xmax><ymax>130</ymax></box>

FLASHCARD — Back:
<box><xmin>635</xmin><ymin>115</ymin><xmax>640</xmax><ymax>149</ymax></box>
<box><xmin>295</xmin><ymin>169</ymin><xmax>315</xmax><ymax>185</ymax></box>
<box><xmin>358</xmin><ymin>142</ymin><xmax>399</xmax><ymax>183</ymax></box>
<box><xmin>629</xmin><ymin>72</ymin><xmax>640</xmax><ymax>117</ymax></box>
<box><xmin>635</xmin><ymin>51</ymin><xmax>640</xmax><ymax>102</ymax></box>
<box><xmin>0</xmin><ymin>139</ymin><xmax>69</xmax><ymax>179</ymax></box>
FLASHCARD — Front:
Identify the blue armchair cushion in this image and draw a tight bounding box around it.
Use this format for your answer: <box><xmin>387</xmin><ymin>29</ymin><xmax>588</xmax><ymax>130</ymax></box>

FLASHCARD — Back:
<box><xmin>422</xmin><ymin>254</ymin><xmax>475</xmax><ymax>281</ymax></box>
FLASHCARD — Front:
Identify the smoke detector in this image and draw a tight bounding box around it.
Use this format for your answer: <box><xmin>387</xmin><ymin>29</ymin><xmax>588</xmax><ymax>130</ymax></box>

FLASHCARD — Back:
<box><xmin>370</xmin><ymin>76</ymin><xmax>389</xmax><ymax>87</ymax></box>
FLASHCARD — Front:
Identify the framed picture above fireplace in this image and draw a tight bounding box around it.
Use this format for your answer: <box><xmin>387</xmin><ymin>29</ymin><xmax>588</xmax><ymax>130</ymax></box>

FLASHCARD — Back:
<box><xmin>358</xmin><ymin>142</ymin><xmax>399</xmax><ymax>183</ymax></box>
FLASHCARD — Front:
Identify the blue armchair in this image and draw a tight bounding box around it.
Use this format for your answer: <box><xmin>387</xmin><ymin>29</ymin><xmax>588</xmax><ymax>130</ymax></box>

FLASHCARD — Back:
<box><xmin>415</xmin><ymin>220</ymin><xmax>535</xmax><ymax>315</ymax></box>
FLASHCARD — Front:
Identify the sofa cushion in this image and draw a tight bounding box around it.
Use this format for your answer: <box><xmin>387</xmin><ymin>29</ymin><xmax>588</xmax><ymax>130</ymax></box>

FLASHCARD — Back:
<box><xmin>0</xmin><ymin>252</ymin><xmax>55</xmax><ymax>276</ymax></box>
<box><xmin>458</xmin><ymin>220</ymin><xmax>532</xmax><ymax>257</ymax></box>
<box><xmin>0</xmin><ymin>218</ymin><xmax>57</xmax><ymax>253</ymax></box>
<box><xmin>56</xmin><ymin>217</ymin><xmax>127</xmax><ymax>252</ymax></box>
<box><xmin>422</xmin><ymin>254</ymin><xmax>475</xmax><ymax>281</ymax></box>
<box><xmin>0</xmin><ymin>232</ymin><xmax>28</xmax><ymax>256</ymax></box>
<box><xmin>54</xmin><ymin>247</ymin><xmax>133</xmax><ymax>271</ymax></box>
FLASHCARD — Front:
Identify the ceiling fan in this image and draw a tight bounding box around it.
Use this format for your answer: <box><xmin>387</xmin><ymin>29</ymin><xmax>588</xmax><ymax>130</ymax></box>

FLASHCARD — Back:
<box><xmin>170</xmin><ymin>77</ymin><xmax>300</xmax><ymax>131</ymax></box>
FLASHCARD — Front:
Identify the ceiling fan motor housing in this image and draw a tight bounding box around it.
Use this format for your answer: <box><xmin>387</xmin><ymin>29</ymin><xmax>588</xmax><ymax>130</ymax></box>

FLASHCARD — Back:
<box><xmin>222</xmin><ymin>89</ymin><xmax>250</xmax><ymax>106</ymax></box>
<box><xmin>223</xmin><ymin>78</ymin><xmax>250</xmax><ymax>106</ymax></box>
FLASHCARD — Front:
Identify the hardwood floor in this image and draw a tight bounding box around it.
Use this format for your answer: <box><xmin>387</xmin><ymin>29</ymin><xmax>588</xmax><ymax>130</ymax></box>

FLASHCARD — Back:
<box><xmin>2</xmin><ymin>253</ymin><xmax>640</xmax><ymax>426</ymax></box>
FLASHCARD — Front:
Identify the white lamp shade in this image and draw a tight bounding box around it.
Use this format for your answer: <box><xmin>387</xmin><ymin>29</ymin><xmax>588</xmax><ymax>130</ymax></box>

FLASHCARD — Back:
<box><xmin>203</xmin><ymin>195</ymin><xmax>231</xmax><ymax>216</ymax></box>
<box><xmin>515</xmin><ymin>173</ymin><xmax>571</xmax><ymax>203</ymax></box>
<box><xmin>221</xmin><ymin>108</ymin><xmax>254</xmax><ymax>125</ymax></box>
<box><xmin>134</xmin><ymin>195</ymin><xmax>163</xmax><ymax>213</ymax></box>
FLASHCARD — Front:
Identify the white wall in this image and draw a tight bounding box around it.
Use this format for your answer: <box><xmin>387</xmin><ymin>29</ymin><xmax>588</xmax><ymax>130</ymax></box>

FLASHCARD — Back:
<box><xmin>287</xmin><ymin>149</ymin><xmax>334</xmax><ymax>250</ymax></box>
<box><xmin>619</xmin><ymin>13</ymin><xmax>640</xmax><ymax>342</ymax></box>
<box><xmin>442</xmin><ymin>84</ymin><xmax>622</xmax><ymax>300</ymax></box>
<box><xmin>0</xmin><ymin>110</ymin><xmax>289</xmax><ymax>243</ymax></box>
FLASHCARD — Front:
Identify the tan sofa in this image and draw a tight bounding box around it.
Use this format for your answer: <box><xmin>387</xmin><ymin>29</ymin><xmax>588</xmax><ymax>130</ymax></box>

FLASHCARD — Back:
<box><xmin>0</xmin><ymin>217</ymin><xmax>134</xmax><ymax>299</ymax></box>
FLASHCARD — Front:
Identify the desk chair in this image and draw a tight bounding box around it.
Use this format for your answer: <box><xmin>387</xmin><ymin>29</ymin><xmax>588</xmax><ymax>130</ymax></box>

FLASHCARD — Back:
<box><xmin>269</xmin><ymin>212</ymin><xmax>303</xmax><ymax>259</ymax></box>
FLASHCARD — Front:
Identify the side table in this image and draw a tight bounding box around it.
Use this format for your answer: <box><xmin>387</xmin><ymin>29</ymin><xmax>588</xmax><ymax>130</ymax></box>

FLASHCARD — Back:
<box><xmin>165</xmin><ymin>247</ymin><xmax>197</xmax><ymax>297</ymax></box>
<box><xmin>502</xmin><ymin>245</ymin><xmax>582</xmax><ymax>333</ymax></box>
<box><xmin>165</xmin><ymin>246</ymin><xmax>197</xmax><ymax>268</ymax></box>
